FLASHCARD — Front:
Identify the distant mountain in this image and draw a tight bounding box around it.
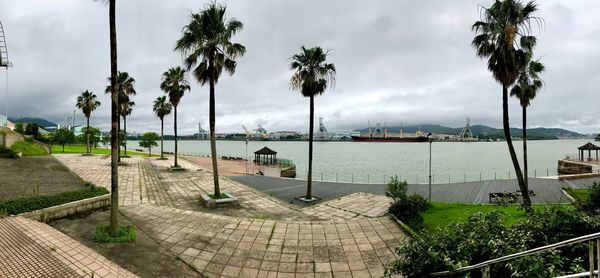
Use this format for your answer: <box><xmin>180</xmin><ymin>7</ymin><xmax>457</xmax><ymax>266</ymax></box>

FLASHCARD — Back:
<box><xmin>8</xmin><ymin>117</ymin><xmax>57</xmax><ymax>128</ymax></box>
<box><xmin>354</xmin><ymin>124</ymin><xmax>585</xmax><ymax>140</ymax></box>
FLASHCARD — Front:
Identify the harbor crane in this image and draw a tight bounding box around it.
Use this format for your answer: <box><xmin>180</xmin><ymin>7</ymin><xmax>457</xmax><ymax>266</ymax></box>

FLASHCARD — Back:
<box><xmin>1</xmin><ymin>19</ymin><xmax>13</xmax><ymax>126</ymax></box>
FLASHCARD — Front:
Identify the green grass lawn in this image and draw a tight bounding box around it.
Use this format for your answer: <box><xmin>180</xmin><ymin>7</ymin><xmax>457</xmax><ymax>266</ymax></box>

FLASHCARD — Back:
<box><xmin>422</xmin><ymin>202</ymin><xmax>570</xmax><ymax>232</ymax></box>
<box><xmin>11</xmin><ymin>140</ymin><xmax>48</xmax><ymax>156</ymax></box>
<box><xmin>51</xmin><ymin>145</ymin><xmax>157</xmax><ymax>157</ymax></box>
<box><xmin>564</xmin><ymin>188</ymin><xmax>590</xmax><ymax>203</ymax></box>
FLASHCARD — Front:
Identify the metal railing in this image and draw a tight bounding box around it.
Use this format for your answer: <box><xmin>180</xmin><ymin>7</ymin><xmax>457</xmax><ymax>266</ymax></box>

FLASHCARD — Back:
<box><xmin>430</xmin><ymin>231</ymin><xmax>600</xmax><ymax>278</ymax></box>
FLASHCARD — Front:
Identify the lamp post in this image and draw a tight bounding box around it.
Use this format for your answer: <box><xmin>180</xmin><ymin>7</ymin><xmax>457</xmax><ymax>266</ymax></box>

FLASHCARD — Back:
<box><xmin>245</xmin><ymin>139</ymin><xmax>249</xmax><ymax>174</ymax></box>
<box><xmin>427</xmin><ymin>133</ymin><xmax>433</xmax><ymax>202</ymax></box>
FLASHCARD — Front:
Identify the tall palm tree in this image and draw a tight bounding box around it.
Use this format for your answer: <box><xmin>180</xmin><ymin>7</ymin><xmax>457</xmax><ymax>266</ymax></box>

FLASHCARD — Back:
<box><xmin>160</xmin><ymin>67</ymin><xmax>190</xmax><ymax>168</ymax></box>
<box><xmin>511</xmin><ymin>56</ymin><xmax>544</xmax><ymax>197</ymax></box>
<box><xmin>153</xmin><ymin>96</ymin><xmax>172</xmax><ymax>160</ymax></box>
<box><xmin>175</xmin><ymin>2</ymin><xmax>245</xmax><ymax>196</ymax></box>
<box><xmin>120</xmin><ymin>100</ymin><xmax>135</xmax><ymax>156</ymax></box>
<box><xmin>472</xmin><ymin>0</ymin><xmax>542</xmax><ymax>212</ymax></box>
<box><xmin>107</xmin><ymin>0</ymin><xmax>120</xmax><ymax>237</ymax></box>
<box><xmin>105</xmin><ymin>71</ymin><xmax>136</xmax><ymax>161</ymax></box>
<box><xmin>75</xmin><ymin>90</ymin><xmax>101</xmax><ymax>154</ymax></box>
<box><xmin>290</xmin><ymin>46</ymin><xmax>336</xmax><ymax>200</ymax></box>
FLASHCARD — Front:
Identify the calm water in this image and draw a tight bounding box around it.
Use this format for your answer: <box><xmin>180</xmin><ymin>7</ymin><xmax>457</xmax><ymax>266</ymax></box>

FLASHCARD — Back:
<box><xmin>127</xmin><ymin>139</ymin><xmax>589</xmax><ymax>184</ymax></box>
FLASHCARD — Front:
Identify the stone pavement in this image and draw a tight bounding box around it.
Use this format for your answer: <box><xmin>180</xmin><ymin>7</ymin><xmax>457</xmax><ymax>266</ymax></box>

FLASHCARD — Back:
<box><xmin>0</xmin><ymin>216</ymin><xmax>137</xmax><ymax>278</ymax></box>
<box><xmin>121</xmin><ymin>204</ymin><xmax>404</xmax><ymax>278</ymax></box>
<box><xmin>51</xmin><ymin>154</ymin><xmax>406</xmax><ymax>277</ymax></box>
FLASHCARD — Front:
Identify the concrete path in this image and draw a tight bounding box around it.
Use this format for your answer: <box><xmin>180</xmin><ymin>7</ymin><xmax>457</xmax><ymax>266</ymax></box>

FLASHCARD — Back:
<box><xmin>0</xmin><ymin>216</ymin><xmax>137</xmax><ymax>278</ymax></box>
<box><xmin>232</xmin><ymin>175</ymin><xmax>600</xmax><ymax>205</ymax></box>
<box><xmin>52</xmin><ymin>154</ymin><xmax>406</xmax><ymax>277</ymax></box>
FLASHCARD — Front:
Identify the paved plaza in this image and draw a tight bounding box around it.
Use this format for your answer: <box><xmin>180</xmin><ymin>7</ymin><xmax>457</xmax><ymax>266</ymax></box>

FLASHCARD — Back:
<box><xmin>0</xmin><ymin>216</ymin><xmax>137</xmax><ymax>278</ymax></box>
<box><xmin>47</xmin><ymin>154</ymin><xmax>406</xmax><ymax>277</ymax></box>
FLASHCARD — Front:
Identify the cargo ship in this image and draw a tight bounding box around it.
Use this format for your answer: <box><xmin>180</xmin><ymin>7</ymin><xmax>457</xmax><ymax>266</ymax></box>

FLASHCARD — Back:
<box><xmin>351</xmin><ymin>122</ymin><xmax>429</xmax><ymax>143</ymax></box>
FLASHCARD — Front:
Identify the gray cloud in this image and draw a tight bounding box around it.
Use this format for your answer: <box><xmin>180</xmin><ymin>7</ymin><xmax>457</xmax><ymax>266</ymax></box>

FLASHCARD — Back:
<box><xmin>1</xmin><ymin>0</ymin><xmax>599</xmax><ymax>134</ymax></box>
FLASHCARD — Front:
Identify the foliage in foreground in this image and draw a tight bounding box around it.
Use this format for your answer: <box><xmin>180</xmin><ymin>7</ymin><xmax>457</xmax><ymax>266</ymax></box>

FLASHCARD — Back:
<box><xmin>387</xmin><ymin>207</ymin><xmax>599</xmax><ymax>277</ymax></box>
<box><xmin>93</xmin><ymin>225</ymin><xmax>136</xmax><ymax>243</ymax></box>
<box><xmin>10</xmin><ymin>140</ymin><xmax>48</xmax><ymax>156</ymax></box>
<box><xmin>0</xmin><ymin>184</ymin><xmax>109</xmax><ymax>215</ymax></box>
<box><xmin>386</xmin><ymin>176</ymin><xmax>430</xmax><ymax>230</ymax></box>
<box><xmin>575</xmin><ymin>182</ymin><xmax>600</xmax><ymax>213</ymax></box>
<box><xmin>0</xmin><ymin>145</ymin><xmax>19</xmax><ymax>158</ymax></box>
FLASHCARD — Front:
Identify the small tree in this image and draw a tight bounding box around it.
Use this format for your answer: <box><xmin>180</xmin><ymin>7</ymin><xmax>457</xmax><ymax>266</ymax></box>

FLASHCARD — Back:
<box><xmin>14</xmin><ymin>123</ymin><xmax>24</xmax><ymax>134</ymax></box>
<box><xmin>53</xmin><ymin>128</ymin><xmax>75</xmax><ymax>152</ymax></box>
<box><xmin>139</xmin><ymin>132</ymin><xmax>159</xmax><ymax>156</ymax></box>
<box><xmin>82</xmin><ymin>126</ymin><xmax>101</xmax><ymax>148</ymax></box>
<box><xmin>24</xmin><ymin>123</ymin><xmax>39</xmax><ymax>137</ymax></box>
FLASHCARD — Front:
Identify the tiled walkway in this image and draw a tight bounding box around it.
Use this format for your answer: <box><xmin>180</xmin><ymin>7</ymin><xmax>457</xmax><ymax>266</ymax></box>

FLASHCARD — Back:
<box><xmin>0</xmin><ymin>216</ymin><xmax>137</xmax><ymax>278</ymax></box>
<box><xmin>51</xmin><ymin>154</ymin><xmax>406</xmax><ymax>277</ymax></box>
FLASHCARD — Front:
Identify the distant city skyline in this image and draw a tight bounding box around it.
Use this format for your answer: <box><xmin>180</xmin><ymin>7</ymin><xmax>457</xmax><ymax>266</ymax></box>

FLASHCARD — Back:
<box><xmin>2</xmin><ymin>1</ymin><xmax>600</xmax><ymax>134</ymax></box>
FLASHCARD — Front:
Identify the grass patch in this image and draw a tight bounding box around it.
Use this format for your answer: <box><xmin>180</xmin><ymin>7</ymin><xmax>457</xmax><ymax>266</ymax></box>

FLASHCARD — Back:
<box><xmin>51</xmin><ymin>144</ymin><xmax>157</xmax><ymax>157</ymax></box>
<box><xmin>209</xmin><ymin>193</ymin><xmax>230</xmax><ymax>200</ymax></box>
<box><xmin>422</xmin><ymin>202</ymin><xmax>569</xmax><ymax>232</ymax></box>
<box><xmin>11</xmin><ymin>140</ymin><xmax>48</xmax><ymax>156</ymax></box>
<box><xmin>93</xmin><ymin>225</ymin><xmax>136</xmax><ymax>243</ymax></box>
<box><xmin>564</xmin><ymin>188</ymin><xmax>590</xmax><ymax>203</ymax></box>
<box><xmin>0</xmin><ymin>184</ymin><xmax>109</xmax><ymax>215</ymax></box>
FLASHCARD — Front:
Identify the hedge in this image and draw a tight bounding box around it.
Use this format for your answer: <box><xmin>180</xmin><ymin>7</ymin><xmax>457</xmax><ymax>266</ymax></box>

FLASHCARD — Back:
<box><xmin>0</xmin><ymin>184</ymin><xmax>109</xmax><ymax>215</ymax></box>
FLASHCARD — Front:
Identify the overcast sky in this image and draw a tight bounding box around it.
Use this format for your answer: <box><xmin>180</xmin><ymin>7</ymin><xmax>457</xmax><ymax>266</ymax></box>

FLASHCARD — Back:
<box><xmin>1</xmin><ymin>0</ymin><xmax>599</xmax><ymax>134</ymax></box>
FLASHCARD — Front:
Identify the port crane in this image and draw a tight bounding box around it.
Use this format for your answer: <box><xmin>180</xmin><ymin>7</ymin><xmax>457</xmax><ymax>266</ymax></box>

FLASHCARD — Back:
<box><xmin>1</xmin><ymin>19</ymin><xmax>13</xmax><ymax>126</ymax></box>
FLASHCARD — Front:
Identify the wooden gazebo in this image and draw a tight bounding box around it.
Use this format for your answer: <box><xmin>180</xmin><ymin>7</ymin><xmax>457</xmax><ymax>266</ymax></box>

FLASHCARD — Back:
<box><xmin>254</xmin><ymin>147</ymin><xmax>277</xmax><ymax>165</ymax></box>
<box><xmin>577</xmin><ymin>142</ymin><xmax>600</xmax><ymax>161</ymax></box>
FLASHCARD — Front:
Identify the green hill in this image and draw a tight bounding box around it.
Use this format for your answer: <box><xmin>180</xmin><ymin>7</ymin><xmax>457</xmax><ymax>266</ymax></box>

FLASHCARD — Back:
<box><xmin>355</xmin><ymin>124</ymin><xmax>585</xmax><ymax>140</ymax></box>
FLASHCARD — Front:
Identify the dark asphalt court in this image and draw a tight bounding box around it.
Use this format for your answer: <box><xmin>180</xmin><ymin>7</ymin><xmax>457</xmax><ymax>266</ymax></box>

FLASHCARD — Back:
<box><xmin>230</xmin><ymin>176</ymin><xmax>600</xmax><ymax>207</ymax></box>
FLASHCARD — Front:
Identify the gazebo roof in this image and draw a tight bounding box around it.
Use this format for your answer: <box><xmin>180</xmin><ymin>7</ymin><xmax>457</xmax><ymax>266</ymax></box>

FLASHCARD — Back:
<box><xmin>578</xmin><ymin>142</ymin><xmax>600</xmax><ymax>150</ymax></box>
<box><xmin>254</xmin><ymin>146</ymin><xmax>277</xmax><ymax>155</ymax></box>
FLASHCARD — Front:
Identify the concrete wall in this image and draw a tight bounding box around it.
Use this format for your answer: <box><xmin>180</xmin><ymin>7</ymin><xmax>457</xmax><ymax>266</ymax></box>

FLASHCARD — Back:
<box><xmin>558</xmin><ymin>159</ymin><xmax>593</xmax><ymax>175</ymax></box>
<box><xmin>19</xmin><ymin>195</ymin><xmax>110</xmax><ymax>223</ymax></box>
<box><xmin>0</xmin><ymin>127</ymin><xmax>23</xmax><ymax>148</ymax></box>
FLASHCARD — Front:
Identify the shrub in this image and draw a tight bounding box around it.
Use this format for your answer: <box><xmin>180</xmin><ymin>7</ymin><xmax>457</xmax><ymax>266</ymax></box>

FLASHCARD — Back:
<box><xmin>0</xmin><ymin>185</ymin><xmax>109</xmax><ymax>215</ymax></box>
<box><xmin>386</xmin><ymin>207</ymin><xmax>600</xmax><ymax>277</ymax></box>
<box><xmin>388</xmin><ymin>195</ymin><xmax>430</xmax><ymax>230</ymax></box>
<box><xmin>385</xmin><ymin>176</ymin><xmax>407</xmax><ymax>200</ymax></box>
<box><xmin>578</xmin><ymin>182</ymin><xmax>600</xmax><ymax>213</ymax></box>
<box><xmin>0</xmin><ymin>145</ymin><xmax>19</xmax><ymax>158</ymax></box>
<box><xmin>386</xmin><ymin>175</ymin><xmax>430</xmax><ymax>230</ymax></box>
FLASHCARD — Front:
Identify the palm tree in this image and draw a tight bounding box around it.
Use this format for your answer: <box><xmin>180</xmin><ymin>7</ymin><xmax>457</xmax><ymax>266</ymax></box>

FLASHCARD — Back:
<box><xmin>120</xmin><ymin>100</ymin><xmax>135</xmax><ymax>156</ymax></box>
<box><xmin>290</xmin><ymin>46</ymin><xmax>336</xmax><ymax>200</ymax></box>
<box><xmin>511</xmin><ymin>56</ymin><xmax>544</xmax><ymax>197</ymax></box>
<box><xmin>472</xmin><ymin>0</ymin><xmax>542</xmax><ymax>212</ymax></box>
<box><xmin>160</xmin><ymin>67</ymin><xmax>190</xmax><ymax>168</ymax></box>
<box><xmin>153</xmin><ymin>96</ymin><xmax>172</xmax><ymax>160</ymax></box>
<box><xmin>175</xmin><ymin>2</ymin><xmax>245</xmax><ymax>196</ymax></box>
<box><xmin>105</xmin><ymin>71</ymin><xmax>136</xmax><ymax>161</ymax></box>
<box><xmin>75</xmin><ymin>90</ymin><xmax>101</xmax><ymax>155</ymax></box>
<box><xmin>107</xmin><ymin>0</ymin><xmax>120</xmax><ymax>237</ymax></box>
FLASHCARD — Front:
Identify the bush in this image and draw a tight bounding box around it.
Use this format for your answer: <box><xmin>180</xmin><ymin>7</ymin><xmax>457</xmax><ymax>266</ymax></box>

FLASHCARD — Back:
<box><xmin>386</xmin><ymin>207</ymin><xmax>600</xmax><ymax>277</ymax></box>
<box><xmin>578</xmin><ymin>182</ymin><xmax>600</xmax><ymax>213</ymax></box>
<box><xmin>389</xmin><ymin>195</ymin><xmax>430</xmax><ymax>230</ymax></box>
<box><xmin>386</xmin><ymin>175</ymin><xmax>430</xmax><ymax>230</ymax></box>
<box><xmin>0</xmin><ymin>145</ymin><xmax>19</xmax><ymax>158</ymax></box>
<box><xmin>0</xmin><ymin>185</ymin><xmax>109</xmax><ymax>215</ymax></box>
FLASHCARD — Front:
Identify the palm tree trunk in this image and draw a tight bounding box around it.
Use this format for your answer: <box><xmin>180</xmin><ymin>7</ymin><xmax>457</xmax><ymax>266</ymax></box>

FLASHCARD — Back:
<box><xmin>109</xmin><ymin>0</ymin><xmax>119</xmax><ymax>237</ymax></box>
<box><xmin>502</xmin><ymin>85</ymin><xmax>531</xmax><ymax>212</ymax></box>
<box><xmin>174</xmin><ymin>106</ymin><xmax>178</xmax><ymax>167</ymax></box>
<box><xmin>117</xmin><ymin>116</ymin><xmax>121</xmax><ymax>162</ymax></box>
<box><xmin>123</xmin><ymin>115</ymin><xmax>127</xmax><ymax>156</ymax></box>
<box><xmin>306</xmin><ymin>95</ymin><xmax>314</xmax><ymax>199</ymax></box>
<box><xmin>160</xmin><ymin>118</ymin><xmax>164</xmax><ymax>159</ymax></box>
<box><xmin>209</xmin><ymin>58</ymin><xmax>220</xmax><ymax>196</ymax></box>
<box><xmin>86</xmin><ymin>116</ymin><xmax>90</xmax><ymax>154</ymax></box>
<box><xmin>522</xmin><ymin>105</ymin><xmax>529</xmax><ymax>199</ymax></box>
